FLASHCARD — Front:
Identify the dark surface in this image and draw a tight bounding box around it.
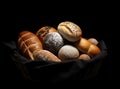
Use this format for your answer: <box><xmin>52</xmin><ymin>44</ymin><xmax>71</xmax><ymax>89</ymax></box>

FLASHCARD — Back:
<box><xmin>1</xmin><ymin>14</ymin><xmax>114</xmax><ymax>84</ymax></box>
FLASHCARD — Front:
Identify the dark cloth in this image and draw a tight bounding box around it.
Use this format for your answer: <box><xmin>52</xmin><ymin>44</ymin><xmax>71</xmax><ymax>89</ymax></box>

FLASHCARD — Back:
<box><xmin>1</xmin><ymin>40</ymin><xmax>107</xmax><ymax>84</ymax></box>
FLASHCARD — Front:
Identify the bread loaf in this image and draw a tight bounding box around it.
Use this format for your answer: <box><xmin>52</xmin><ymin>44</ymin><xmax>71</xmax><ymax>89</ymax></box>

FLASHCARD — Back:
<box><xmin>75</xmin><ymin>37</ymin><xmax>101</xmax><ymax>57</ymax></box>
<box><xmin>36</xmin><ymin>26</ymin><xmax>57</xmax><ymax>42</ymax></box>
<box><xmin>57</xmin><ymin>21</ymin><xmax>82</xmax><ymax>42</ymax></box>
<box><xmin>18</xmin><ymin>31</ymin><xmax>43</xmax><ymax>60</ymax></box>
<box><xmin>33</xmin><ymin>50</ymin><xmax>61</xmax><ymax>62</ymax></box>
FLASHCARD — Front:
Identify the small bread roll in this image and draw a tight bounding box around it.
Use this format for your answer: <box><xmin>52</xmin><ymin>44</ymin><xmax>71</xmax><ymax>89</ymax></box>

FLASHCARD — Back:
<box><xmin>58</xmin><ymin>45</ymin><xmax>79</xmax><ymax>61</ymax></box>
<box><xmin>87</xmin><ymin>44</ymin><xmax>101</xmax><ymax>57</ymax></box>
<box><xmin>33</xmin><ymin>50</ymin><xmax>61</xmax><ymax>62</ymax></box>
<box><xmin>75</xmin><ymin>37</ymin><xmax>101</xmax><ymax>57</ymax></box>
<box><xmin>18</xmin><ymin>31</ymin><xmax>43</xmax><ymax>60</ymax></box>
<box><xmin>36</xmin><ymin>26</ymin><xmax>57</xmax><ymax>42</ymax></box>
<box><xmin>57</xmin><ymin>21</ymin><xmax>82</xmax><ymax>42</ymax></box>
<box><xmin>78</xmin><ymin>54</ymin><xmax>91</xmax><ymax>60</ymax></box>
<box><xmin>43</xmin><ymin>32</ymin><xmax>64</xmax><ymax>55</ymax></box>
<box><xmin>88</xmin><ymin>38</ymin><xmax>99</xmax><ymax>45</ymax></box>
<box><xmin>76</xmin><ymin>38</ymin><xmax>91</xmax><ymax>53</ymax></box>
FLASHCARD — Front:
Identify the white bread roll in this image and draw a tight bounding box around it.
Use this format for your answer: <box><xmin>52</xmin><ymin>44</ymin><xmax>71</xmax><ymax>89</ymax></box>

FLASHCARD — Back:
<box><xmin>58</xmin><ymin>45</ymin><xmax>79</xmax><ymax>61</ymax></box>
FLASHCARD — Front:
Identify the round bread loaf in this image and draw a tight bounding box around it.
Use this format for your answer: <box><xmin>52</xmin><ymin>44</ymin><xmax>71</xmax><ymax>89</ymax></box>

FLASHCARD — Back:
<box><xmin>75</xmin><ymin>37</ymin><xmax>101</xmax><ymax>57</ymax></box>
<box><xmin>43</xmin><ymin>32</ymin><xmax>64</xmax><ymax>55</ymax></box>
<box><xmin>36</xmin><ymin>26</ymin><xmax>57</xmax><ymax>42</ymax></box>
<box><xmin>57</xmin><ymin>21</ymin><xmax>82</xmax><ymax>42</ymax></box>
<box><xmin>33</xmin><ymin>50</ymin><xmax>61</xmax><ymax>62</ymax></box>
<box><xmin>18</xmin><ymin>31</ymin><xmax>43</xmax><ymax>60</ymax></box>
<box><xmin>58</xmin><ymin>45</ymin><xmax>79</xmax><ymax>61</ymax></box>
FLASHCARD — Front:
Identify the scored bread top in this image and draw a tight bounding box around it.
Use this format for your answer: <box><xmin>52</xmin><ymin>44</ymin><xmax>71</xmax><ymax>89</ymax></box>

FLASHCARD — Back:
<box><xmin>18</xmin><ymin>31</ymin><xmax>43</xmax><ymax>60</ymax></box>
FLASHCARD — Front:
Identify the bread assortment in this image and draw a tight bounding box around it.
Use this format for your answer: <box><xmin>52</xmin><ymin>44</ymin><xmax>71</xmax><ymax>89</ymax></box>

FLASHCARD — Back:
<box><xmin>18</xmin><ymin>21</ymin><xmax>101</xmax><ymax>62</ymax></box>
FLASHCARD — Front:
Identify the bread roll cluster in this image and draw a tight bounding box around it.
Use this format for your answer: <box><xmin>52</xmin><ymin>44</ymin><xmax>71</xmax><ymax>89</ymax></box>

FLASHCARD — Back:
<box><xmin>18</xmin><ymin>21</ymin><xmax>101</xmax><ymax>62</ymax></box>
<box><xmin>75</xmin><ymin>37</ymin><xmax>101</xmax><ymax>58</ymax></box>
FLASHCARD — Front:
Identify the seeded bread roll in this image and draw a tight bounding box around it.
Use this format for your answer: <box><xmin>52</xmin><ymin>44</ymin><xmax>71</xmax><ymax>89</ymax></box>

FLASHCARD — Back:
<box><xmin>57</xmin><ymin>21</ymin><xmax>82</xmax><ymax>42</ymax></box>
<box><xmin>75</xmin><ymin>37</ymin><xmax>101</xmax><ymax>57</ymax></box>
<box><xmin>36</xmin><ymin>26</ymin><xmax>57</xmax><ymax>42</ymax></box>
<box><xmin>33</xmin><ymin>50</ymin><xmax>61</xmax><ymax>62</ymax></box>
<box><xmin>58</xmin><ymin>45</ymin><xmax>79</xmax><ymax>61</ymax></box>
<box><xmin>18</xmin><ymin>31</ymin><xmax>43</xmax><ymax>60</ymax></box>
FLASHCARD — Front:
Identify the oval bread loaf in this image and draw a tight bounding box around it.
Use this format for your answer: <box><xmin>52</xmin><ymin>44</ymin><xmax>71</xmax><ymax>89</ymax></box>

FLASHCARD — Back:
<box><xmin>33</xmin><ymin>50</ymin><xmax>61</xmax><ymax>62</ymax></box>
<box><xmin>18</xmin><ymin>31</ymin><xmax>43</xmax><ymax>60</ymax></box>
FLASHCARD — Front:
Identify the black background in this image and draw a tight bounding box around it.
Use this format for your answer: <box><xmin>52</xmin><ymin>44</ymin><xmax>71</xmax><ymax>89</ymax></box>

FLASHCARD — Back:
<box><xmin>1</xmin><ymin>5</ymin><xmax>115</xmax><ymax>85</ymax></box>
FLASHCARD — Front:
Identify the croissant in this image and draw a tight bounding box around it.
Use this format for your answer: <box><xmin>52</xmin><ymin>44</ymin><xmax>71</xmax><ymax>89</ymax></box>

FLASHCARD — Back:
<box><xmin>18</xmin><ymin>31</ymin><xmax>43</xmax><ymax>60</ymax></box>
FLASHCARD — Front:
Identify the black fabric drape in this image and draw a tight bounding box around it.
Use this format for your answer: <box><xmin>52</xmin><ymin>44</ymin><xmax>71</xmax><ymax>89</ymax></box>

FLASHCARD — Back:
<box><xmin>1</xmin><ymin>40</ymin><xmax>107</xmax><ymax>83</ymax></box>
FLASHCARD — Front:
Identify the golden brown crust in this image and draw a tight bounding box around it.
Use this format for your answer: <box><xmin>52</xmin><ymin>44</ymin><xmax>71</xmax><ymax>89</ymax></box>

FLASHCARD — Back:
<box><xmin>18</xmin><ymin>31</ymin><xmax>43</xmax><ymax>60</ymax></box>
<box><xmin>36</xmin><ymin>26</ymin><xmax>57</xmax><ymax>42</ymax></box>
<box><xmin>87</xmin><ymin>44</ymin><xmax>101</xmax><ymax>57</ymax></box>
<box><xmin>75</xmin><ymin>37</ymin><xmax>101</xmax><ymax>57</ymax></box>
<box><xmin>78</xmin><ymin>54</ymin><xmax>91</xmax><ymax>60</ymax></box>
<box><xmin>76</xmin><ymin>38</ymin><xmax>91</xmax><ymax>53</ymax></box>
